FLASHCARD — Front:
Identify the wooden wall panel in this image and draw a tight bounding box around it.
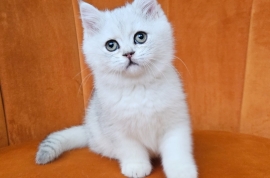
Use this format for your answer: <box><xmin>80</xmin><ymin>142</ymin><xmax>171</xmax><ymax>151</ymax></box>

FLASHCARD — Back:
<box><xmin>0</xmin><ymin>2</ymin><xmax>9</xmax><ymax>147</ymax></box>
<box><xmin>0</xmin><ymin>88</ymin><xmax>8</xmax><ymax>147</ymax></box>
<box><xmin>240</xmin><ymin>0</ymin><xmax>270</xmax><ymax>138</ymax></box>
<box><xmin>169</xmin><ymin>0</ymin><xmax>253</xmax><ymax>132</ymax></box>
<box><xmin>1</xmin><ymin>0</ymin><xmax>85</xmax><ymax>145</ymax></box>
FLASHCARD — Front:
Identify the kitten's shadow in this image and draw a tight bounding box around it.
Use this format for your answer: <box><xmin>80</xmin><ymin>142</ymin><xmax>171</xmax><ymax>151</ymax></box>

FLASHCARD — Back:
<box><xmin>151</xmin><ymin>158</ymin><xmax>165</xmax><ymax>176</ymax></box>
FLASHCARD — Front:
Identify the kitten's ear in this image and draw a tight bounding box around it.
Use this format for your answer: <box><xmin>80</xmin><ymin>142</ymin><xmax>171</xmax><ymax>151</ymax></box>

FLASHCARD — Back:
<box><xmin>79</xmin><ymin>1</ymin><xmax>102</xmax><ymax>34</ymax></box>
<box><xmin>133</xmin><ymin>0</ymin><xmax>163</xmax><ymax>19</ymax></box>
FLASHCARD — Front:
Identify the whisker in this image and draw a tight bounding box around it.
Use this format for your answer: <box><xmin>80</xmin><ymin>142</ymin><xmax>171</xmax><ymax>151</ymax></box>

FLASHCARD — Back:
<box><xmin>144</xmin><ymin>63</ymin><xmax>155</xmax><ymax>79</ymax></box>
<box><xmin>158</xmin><ymin>61</ymin><xmax>184</xmax><ymax>79</ymax></box>
<box><xmin>73</xmin><ymin>67</ymin><xmax>90</xmax><ymax>79</ymax></box>
<box><xmin>150</xmin><ymin>62</ymin><xmax>169</xmax><ymax>83</ymax></box>
<box><xmin>174</xmin><ymin>56</ymin><xmax>191</xmax><ymax>77</ymax></box>
<box><xmin>77</xmin><ymin>72</ymin><xmax>93</xmax><ymax>96</ymax></box>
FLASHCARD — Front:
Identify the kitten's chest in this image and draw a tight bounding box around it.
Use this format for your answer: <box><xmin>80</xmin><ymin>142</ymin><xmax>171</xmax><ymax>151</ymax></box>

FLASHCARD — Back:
<box><xmin>105</xmin><ymin>85</ymin><xmax>166</xmax><ymax>153</ymax></box>
<box><xmin>97</xmin><ymin>83</ymin><xmax>179</xmax><ymax>154</ymax></box>
<box><xmin>104</xmin><ymin>85</ymin><xmax>166</xmax><ymax>118</ymax></box>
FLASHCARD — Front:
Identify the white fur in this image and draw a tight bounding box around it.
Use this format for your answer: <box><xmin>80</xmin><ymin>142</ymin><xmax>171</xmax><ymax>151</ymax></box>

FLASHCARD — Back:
<box><xmin>36</xmin><ymin>0</ymin><xmax>197</xmax><ymax>177</ymax></box>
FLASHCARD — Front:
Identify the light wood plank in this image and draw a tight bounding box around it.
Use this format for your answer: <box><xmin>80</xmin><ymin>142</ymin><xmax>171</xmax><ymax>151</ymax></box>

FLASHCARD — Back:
<box><xmin>0</xmin><ymin>88</ymin><xmax>9</xmax><ymax>147</ymax></box>
<box><xmin>0</xmin><ymin>0</ymin><xmax>9</xmax><ymax>147</ymax></box>
<box><xmin>169</xmin><ymin>0</ymin><xmax>253</xmax><ymax>132</ymax></box>
<box><xmin>1</xmin><ymin>0</ymin><xmax>85</xmax><ymax>145</ymax></box>
<box><xmin>240</xmin><ymin>0</ymin><xmax>270</xmax><ymax>138</ymax></box>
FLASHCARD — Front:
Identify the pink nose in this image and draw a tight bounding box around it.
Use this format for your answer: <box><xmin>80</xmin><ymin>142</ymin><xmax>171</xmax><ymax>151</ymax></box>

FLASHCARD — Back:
<box><xmin>123</xmin><ymin>51</ymin><xmax>135</xmax><ymax>59</ymax></box>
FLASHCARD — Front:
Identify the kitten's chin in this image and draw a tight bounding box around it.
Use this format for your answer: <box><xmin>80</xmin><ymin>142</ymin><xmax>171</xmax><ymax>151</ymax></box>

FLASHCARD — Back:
<box><xmin>122</xmin><ymin>65</ymin><xmax>145</xmax><ymax>78</ymax></box>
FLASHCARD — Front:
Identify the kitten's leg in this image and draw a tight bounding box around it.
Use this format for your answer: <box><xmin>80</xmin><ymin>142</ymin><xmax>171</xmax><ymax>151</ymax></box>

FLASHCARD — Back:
<box><xmin>36</xmin><ymin>125</ymin><xmax>88</xmax><ymax>164</ymax></box>
<box><xmin>116</xmin><ymin>138</ymin><xmax>152</xmax><ymax>178</ymax></box>
<box><xmin>160</xmin><ymin>124</ymin><xmax>197</xmax><ymax>178</ymax></box>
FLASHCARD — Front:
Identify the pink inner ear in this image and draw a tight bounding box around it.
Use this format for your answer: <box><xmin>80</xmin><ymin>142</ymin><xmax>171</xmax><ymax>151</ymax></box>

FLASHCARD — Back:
<box><xmin>81</xmin><ymin>14</ymin><xmax>100</xmax><ymax>34</ymax></box>
<box><xmin>80</xmin><ymin>4</ymin><xmax>101</xmax><ymax>33</ymax></box>
<box><xmin>85</xmin><ymin>20</ymin><xmax>98</xmax><ymax>32</ymax></box>
<box><xmin>140</xmin><ymin>1</ymin><xmax>159</xmax><ymax>18</ymax></box>
<box><xmin>84</xmin><ymin>13</ymin><xmax>101</xmax><ymax>30</ymax></box>
<box><xmin>145</xmin><ymin>4</ymin><xmax>155</xmax><ymax>15</ymax></box>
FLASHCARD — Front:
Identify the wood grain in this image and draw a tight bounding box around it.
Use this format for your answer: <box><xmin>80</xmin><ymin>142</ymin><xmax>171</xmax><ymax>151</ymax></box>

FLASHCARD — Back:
<box><xmin>1</xmin><ymin>0</ymin><xmax>85</xmax><ymax>145</ymax></box>
<box><xmin>0</xmin><ymin>88</ymin><xmax>8</xmax><ymax>147</ymax></box>
<box><xmin>0</xmin><ymin>0</ymin><xmax>9</xmax><ymax>147</ymax></box>
<box><xmin>240</xmin><ymin>0</ymin><xmax>270</xmax><ymax>138</ymax></box>
<box><xmin>168</xmin><ymin>0</ymin><xmax>253</xmax><ymax>132</ymax></box>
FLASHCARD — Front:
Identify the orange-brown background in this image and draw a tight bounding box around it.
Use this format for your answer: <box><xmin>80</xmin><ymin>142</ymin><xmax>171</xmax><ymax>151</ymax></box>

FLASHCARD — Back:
<box><xmin>0</xmin><ymin>0</ymin><xmax>270</xmax><ymax>147</ymax></box>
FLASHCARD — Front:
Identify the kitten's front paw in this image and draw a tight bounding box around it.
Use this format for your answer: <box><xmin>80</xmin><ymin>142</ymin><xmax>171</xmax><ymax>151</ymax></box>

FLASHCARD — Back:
<box><xmin>165</xmin><ymin>164</ymin><xmax>197</xmax><ymax>178</ymax></box>
<box><xmin>121</xmin><ymin>161</ymin><xmax>152</xmax><ymax>178</ymax></box>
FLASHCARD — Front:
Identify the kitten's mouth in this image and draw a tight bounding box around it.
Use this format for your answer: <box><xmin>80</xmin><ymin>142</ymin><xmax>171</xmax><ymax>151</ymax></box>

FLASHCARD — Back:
<box><xmin>126</xmin><ymin>60</ymin><xmax>138</xmax><ymax>69</ymax></box>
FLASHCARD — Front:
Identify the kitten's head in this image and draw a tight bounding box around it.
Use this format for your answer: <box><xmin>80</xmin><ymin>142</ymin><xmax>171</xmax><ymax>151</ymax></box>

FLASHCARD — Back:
<box><xmin>80</xmin><ymin>0</ymin><xmax>174</xmax><ymax>82</ymax></box>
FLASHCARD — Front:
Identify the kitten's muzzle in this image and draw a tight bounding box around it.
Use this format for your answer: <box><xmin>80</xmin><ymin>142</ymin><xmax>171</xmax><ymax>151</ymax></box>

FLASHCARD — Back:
<box><xmin>123</xmin><ymin>51</ymin><xmax>138</xmax><ymax>68</ymax></box>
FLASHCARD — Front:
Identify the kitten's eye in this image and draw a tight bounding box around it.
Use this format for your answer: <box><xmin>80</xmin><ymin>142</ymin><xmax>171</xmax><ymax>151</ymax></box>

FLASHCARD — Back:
<box><xmin>105</xmin><ymin>40</ymin><xmax>119</xmax><ymax>52</ymax></box>
<box><xmin>134</xmin><ymin>31</ymin><xmax>147</xmax><ymax>44</ymax></box>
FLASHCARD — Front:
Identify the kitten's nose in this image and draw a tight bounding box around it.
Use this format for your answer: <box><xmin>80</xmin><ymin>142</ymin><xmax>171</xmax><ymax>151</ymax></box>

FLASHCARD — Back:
<box><xmin>123</xmin><ymin>51</ymin><xmax>135</xmax><ymax>59</ymax></box>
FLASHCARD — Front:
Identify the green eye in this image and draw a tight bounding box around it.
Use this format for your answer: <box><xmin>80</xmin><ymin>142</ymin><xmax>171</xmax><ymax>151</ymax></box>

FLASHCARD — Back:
<box><xmin>134</xmin><ymin>31</ymin><xmax>147</xmax><ymax>44</ymax></box>
<box><xmin>105</xmin><ymin>40</ymin><xmax>119</xmax><ymax>52</ymax></box>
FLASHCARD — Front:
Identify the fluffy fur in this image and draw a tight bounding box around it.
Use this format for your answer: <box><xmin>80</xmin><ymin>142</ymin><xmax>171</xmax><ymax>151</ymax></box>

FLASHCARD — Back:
<box><xmin>36</xmin><ymin>0</ymin><xmax>197</xmax><ymax>177</ymax></box>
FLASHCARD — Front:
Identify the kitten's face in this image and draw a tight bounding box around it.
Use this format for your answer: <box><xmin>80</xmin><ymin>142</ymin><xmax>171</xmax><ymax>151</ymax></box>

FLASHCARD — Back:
<box><xmin>80</xmin><ymin>0</ymin><xmax>174</xmax><ymax>79</ymax></box>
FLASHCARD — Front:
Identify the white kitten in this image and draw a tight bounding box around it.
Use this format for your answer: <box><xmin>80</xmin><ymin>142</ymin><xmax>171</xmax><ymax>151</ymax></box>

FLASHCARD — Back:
<box><xmin>36</xmin><ymin>0</ymin><xmax>197</xmax><ymax>177</ymax></box>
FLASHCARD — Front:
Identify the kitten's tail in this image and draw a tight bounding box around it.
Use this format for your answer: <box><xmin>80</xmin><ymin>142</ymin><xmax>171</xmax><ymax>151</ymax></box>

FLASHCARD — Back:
<box><xmin>36</xmin><ymin>125</ymin><xmax>88</xmax><ymax>164</ymax></box>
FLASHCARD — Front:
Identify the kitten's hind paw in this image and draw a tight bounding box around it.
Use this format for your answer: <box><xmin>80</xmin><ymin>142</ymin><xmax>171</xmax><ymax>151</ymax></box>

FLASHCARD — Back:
<box><xmin>121</xmin><ymin>161</ymin><xmax>152</xmax><ymax>178</ymax></box>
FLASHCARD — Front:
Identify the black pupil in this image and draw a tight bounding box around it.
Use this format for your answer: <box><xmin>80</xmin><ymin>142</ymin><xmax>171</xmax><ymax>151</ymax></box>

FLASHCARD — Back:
<box><xmin>138</xmin><ymin>34</ymin><xmax>144</xmax><ymax>39</ymax></box>
<box><xmin>108</xmin><ymin>42</ymin><xmax>115</xmax><ymax>48</ymax></box>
